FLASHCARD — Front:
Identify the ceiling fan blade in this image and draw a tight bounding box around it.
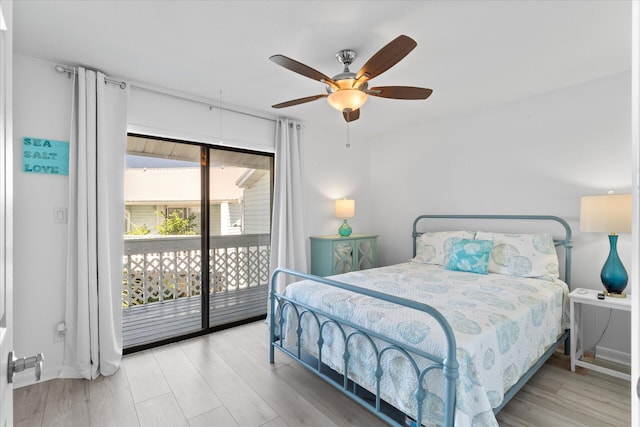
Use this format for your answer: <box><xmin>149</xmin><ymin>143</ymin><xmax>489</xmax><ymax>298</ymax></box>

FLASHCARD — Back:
<box><xmin>270</xmin><ymin>54</ymin><xmax>336</xmax><ymax>86</ymax></box>
<box><xmin>272</xmin><ymin>94</ymin><xmax>327</xmax><ymax>109</ymax></box>
<box><xmin>368</xmin><ymin>86</ymin><xmax>433</xmax><ymax>100</ymax></box>
<box><xmin>343</xmin><ymin>109</ymin><xmax>360</xmax><ymax>122</ymax></box>
<box><xmin>355</xmin><ymin>35</ymin><xmax>417</xmax><ymax>83</ymax></box>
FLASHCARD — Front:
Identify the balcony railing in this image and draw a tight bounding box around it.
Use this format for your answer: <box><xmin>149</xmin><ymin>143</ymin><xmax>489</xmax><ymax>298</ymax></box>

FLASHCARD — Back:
<box><xmin>122</xmin><ymin>233</ymin><xmax>270</xmax><ymax>348</ymax></box>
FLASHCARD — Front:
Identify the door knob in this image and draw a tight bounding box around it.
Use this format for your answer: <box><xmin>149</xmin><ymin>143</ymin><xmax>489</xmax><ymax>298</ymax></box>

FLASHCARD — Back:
<box><xmin>7</xmin><ymin>351</ymin><xmax>45</xmax><ymax>384</ymax></box>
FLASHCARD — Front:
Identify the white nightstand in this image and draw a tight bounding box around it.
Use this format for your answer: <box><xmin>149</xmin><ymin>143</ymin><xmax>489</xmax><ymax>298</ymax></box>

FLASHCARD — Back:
<box><xmin>569</xmin><ymin>288</ymin><xmax>631</xmax><ymax>381</ymax></box>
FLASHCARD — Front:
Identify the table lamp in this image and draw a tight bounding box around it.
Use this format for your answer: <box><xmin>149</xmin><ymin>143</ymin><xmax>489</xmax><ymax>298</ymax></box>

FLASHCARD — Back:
<box><xmin>335</xmin><ymin>199</ymin><xmax>355</xmax><ymax>237</ymax></box>
<box><xmin>580</xmin><ymin>193</ymin><xmax>632</xmax><ymax>297</ymax></box>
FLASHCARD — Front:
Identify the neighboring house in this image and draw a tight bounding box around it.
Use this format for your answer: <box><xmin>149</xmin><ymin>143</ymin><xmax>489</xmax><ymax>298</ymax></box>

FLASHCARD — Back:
<box><xmin>124</xmin><ymin>166</ymin><xmax>270</xmax><ymax>235</ymax></box>
<box><xmin>237</xmin><ymin>168</ymin><xmax>271</xmax><ymax>234</ymax></box>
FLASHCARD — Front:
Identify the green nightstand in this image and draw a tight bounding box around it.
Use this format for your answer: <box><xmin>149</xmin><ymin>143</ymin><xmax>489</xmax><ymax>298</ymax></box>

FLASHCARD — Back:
<box><xmin>309</xmin><ymin>234</ymin><xmax>378</xmax><ymax>277</ymax></box>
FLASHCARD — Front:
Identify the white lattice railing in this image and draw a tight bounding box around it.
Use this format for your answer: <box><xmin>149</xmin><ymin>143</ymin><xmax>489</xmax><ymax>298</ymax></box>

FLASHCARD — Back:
<box><xmin>122</xmin><ymin>234</ymin><xmax>271</xmax><ymax>308</ymax></box>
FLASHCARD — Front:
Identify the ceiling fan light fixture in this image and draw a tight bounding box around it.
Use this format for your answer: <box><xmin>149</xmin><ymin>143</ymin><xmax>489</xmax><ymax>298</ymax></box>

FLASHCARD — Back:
<box><xmin>327</xmin><ymin>89</ymin><xmax>368</xmax><ymax>112</ymax></box>
<box><xmin>270</xmin><ymin>35</ymin><xmax>429</xmax><ymax>122</ymax></box>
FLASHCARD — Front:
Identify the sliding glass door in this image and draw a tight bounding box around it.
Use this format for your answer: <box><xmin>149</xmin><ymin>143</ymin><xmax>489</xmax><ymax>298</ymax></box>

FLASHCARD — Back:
<box><xmin>122</xmin><ymin>135</ymin><xmax>272</xmax><ymax>351</ymax></box>
<box><xmin>207</xmin><ymin>148</ymin><xmax>273</xmax><ymax>327</ymax></box>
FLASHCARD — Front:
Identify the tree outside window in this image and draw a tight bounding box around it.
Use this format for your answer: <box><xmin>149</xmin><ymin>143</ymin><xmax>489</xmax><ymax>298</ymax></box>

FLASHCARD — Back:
<box><xmin>157</xmin><ymin>210</ymin><xmax>198</xmax><ymax>235</ymax></box>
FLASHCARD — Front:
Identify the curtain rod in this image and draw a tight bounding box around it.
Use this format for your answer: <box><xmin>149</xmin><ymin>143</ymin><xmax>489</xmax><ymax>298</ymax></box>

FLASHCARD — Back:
<box><xmin>128</xmin><ymin>83</ymin><xmax>277</xmax><ymax>124</ymax></box>
<box><xmin>55</xmin><ymin>65</ymin><xmax>127</xmax><ymax>89</ymax></box>
<box><xmin>55</xmin><ymin>64</ymin><xmax>279</xmax><ymax>124</ymax></box>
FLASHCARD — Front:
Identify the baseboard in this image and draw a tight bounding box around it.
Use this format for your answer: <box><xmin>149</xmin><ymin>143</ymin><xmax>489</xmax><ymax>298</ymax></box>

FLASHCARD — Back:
<box><xmin>12</xmin><ymin>365</ymin><xmax>87</xmax><ymax>389</ymax></box>
<box><xmin>595</xmin><ymin>346</ymin><xmax>631</xmax><ymax>366</ymax></box>
<box><xmin>12</xmin><ymin>366</ymin><xmax>61</xmax><ymax>389</ymax></box>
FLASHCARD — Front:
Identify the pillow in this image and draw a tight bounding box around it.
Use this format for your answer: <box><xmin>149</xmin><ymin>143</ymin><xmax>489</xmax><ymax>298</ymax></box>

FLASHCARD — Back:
<box><xmin>445</xmin><ymin>239</ymin><xmax>494</xmax><ymax>274</ymax></box>
<box><xmin>475</xmin><ymin>231</ymin><xmax>559</xmax><ymax>279</ymax></box>
<box><xmin>413</xmin><ymin>231</ymin><xmax>476</xmax><ymax>265</ymax></box>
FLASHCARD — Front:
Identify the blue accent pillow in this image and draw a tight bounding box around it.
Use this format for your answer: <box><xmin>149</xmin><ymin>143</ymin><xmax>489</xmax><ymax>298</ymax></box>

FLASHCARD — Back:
<box><xmin>445</xmin><ymin>239</ymin><xmax>494</xmax><ymax>275</ymax></box>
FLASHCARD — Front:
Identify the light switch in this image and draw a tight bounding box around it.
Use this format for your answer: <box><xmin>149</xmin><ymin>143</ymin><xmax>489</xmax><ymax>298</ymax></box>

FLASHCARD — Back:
<box><xmin>54</xmin><ymin>207</ymin><xmax>67</xmax><ymax>224</ymax></box>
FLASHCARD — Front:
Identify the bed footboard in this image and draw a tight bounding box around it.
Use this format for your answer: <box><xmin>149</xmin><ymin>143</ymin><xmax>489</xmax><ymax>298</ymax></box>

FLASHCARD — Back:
<box><xmin>269</xmin><ymin>268</ymin><xmax>459</xmax><ymax>427</ymax></box>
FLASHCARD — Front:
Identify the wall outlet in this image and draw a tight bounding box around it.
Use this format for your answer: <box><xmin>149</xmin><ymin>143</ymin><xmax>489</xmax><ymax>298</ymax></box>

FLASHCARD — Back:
<box><xmin>53</xmin><ymin>321</ymin><xmax>65</xmax><ymax>343</ymax></box>
<box><xmin>54</xmin><ymin>207</ymin><xmax>67</xmax><ymax>224</ymax></box>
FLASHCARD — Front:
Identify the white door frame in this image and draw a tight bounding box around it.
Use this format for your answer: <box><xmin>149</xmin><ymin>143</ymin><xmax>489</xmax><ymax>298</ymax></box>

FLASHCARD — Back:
<box><xmin>632</xmin><ymin>2</ymin><xmax>639</xmax><ymax>425</ymax></box>
<box><xmin>0</xmin><ymin>1</ymin><xmax>13</xmax><ymax>426</ymax></box>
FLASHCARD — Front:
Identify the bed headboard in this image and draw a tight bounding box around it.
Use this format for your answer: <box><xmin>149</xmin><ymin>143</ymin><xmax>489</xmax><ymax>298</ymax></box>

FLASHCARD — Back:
<box><xmin>412</xmin><ymin>214</ymin><xmax>573</xmax><ymax>287</ymax></box>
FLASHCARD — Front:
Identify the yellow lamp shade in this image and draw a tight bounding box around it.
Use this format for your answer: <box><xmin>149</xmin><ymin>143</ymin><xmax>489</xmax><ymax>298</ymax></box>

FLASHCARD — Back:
<box><xmin>580</xmin><ymin>194</ymin><xmax>631</xmax><ymax>234</ymax></box>
<box><xmin>335</xmin><ymin>199</ymin><xmax>355</xmax><ymax>219</ymax></box>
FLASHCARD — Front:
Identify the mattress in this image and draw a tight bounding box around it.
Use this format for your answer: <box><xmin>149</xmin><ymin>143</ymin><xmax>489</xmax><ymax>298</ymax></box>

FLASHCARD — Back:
<box><xmin>282</xmin><ymin>261</ymin><xmax>569</xmax><ymax>427</ymax></box>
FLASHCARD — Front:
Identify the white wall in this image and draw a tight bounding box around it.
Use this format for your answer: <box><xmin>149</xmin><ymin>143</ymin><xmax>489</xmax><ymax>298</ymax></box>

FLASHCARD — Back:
<box><xmin>369</xmin><ymin>72</ymin><xmax>632</xmax><ymax>361</ymax></box>
<box><xmin>128</xmin><ymin>85</ymin><xmax>276</xmax><ymax>153</ymax></box>
<box><xmin>12</xmin><ymin>55</ymin><xmax>72</xmax><ymax>386</ymax></box>
<box><xmin>301</xmin><ymin>124</ymin><xmax>372</xmax><ymax>246</ymax></box>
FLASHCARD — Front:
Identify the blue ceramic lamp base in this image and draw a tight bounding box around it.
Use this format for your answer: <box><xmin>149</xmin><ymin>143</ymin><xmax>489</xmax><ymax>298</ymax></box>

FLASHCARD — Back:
<box><xmin>338</xmin><ymin>219</ymin><xmax>352</xmax><ymax>237</ymax></box>
<box><xmin>601</xmin><ymin>234</ymin><xmax>628</xmax><ymax>298</ymax></box>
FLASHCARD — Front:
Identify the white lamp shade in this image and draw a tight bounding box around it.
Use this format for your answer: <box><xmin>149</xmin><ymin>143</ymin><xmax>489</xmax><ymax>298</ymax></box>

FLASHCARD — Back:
<box><xmin>580</xmin><ymin>194</ymin><xmax>632</xmax><ymax>233</ymax></box>
<box><xmin>335</xmin><ymin>199</ymin><xmax>355</xmax><ymax>218</ymax></box>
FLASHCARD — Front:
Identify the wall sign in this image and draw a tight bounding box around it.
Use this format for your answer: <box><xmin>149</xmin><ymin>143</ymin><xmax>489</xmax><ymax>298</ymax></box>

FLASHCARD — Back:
<box><xmin>22</xmin><ymin>137</ymin><xmax>69</xmax><ymax>175</ymax></box>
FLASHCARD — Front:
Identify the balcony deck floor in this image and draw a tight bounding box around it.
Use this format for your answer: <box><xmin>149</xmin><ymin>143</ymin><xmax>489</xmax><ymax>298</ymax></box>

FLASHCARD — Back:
<box><xmin>123</xmin><ymin>285</ymin><xmax>268</xmax><ymax>348</ymax></box>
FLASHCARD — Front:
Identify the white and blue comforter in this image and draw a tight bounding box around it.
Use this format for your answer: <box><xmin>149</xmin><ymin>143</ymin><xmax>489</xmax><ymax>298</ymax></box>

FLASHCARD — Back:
<box><xmin>282</xmin><ymin>262</ymin><xmax>569</xmax><ymax>427</ymax></box>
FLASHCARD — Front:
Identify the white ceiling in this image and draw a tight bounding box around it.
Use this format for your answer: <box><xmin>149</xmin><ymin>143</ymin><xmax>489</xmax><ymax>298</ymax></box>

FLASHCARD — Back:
<box><xmin>13</xmin><ymin>1</ymin><xmax>631</xmax><ymax>140</ymax></box>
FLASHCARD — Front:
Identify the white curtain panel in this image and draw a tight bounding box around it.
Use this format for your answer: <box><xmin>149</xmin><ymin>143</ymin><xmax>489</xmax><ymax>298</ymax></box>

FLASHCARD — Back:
<box><xmin>63</xmin><ymin>67</ymin><xmax>128</xmax><ymax>379</ymax></box>
<box><xmin>269</xmin><ymin>119</ymin><xmax>308</xmax><ymax>300</ymax></box>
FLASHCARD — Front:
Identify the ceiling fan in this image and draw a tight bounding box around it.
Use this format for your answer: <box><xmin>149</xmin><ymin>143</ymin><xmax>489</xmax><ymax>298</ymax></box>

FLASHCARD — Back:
<box><xmin>269</xmin><ymin>35</ymin><xmax>432</xmax><ymax>122</ymax></box>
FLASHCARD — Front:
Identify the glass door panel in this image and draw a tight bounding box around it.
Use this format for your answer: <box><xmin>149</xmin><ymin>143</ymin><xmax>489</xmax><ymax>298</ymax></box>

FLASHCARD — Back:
<box><xmin>357</xmin><ymin>239</ymin><xmax>374</xmax><ymax>270</ymax></box>
<box><xmin>208</xmin><ymin>148</ymin><xmax>273</xmax><ymax>327</ymax></box>
<box><xmin>122</xmin><ymin>136</ymin><xmax>202</xmax><ymax>348</ymax></box>
<box><xmin>333</xmin><ymin>241</ymin><xmax>354</xmax><ymax>274</ymax></box>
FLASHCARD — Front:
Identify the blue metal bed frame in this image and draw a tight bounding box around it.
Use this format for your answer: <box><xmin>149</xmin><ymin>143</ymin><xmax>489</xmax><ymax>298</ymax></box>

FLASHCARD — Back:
<box><xmin>269</xmin><ymin>214</ymin><xmax>573</xmax><ymax>426</ymax></box>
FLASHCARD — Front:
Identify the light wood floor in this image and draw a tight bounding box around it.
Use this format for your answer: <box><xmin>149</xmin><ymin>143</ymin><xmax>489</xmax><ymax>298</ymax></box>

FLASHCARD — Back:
<box><xmin>14</xmin><ymin>321</ymin><xmax>631</xmax><ymax>427</ymax></box>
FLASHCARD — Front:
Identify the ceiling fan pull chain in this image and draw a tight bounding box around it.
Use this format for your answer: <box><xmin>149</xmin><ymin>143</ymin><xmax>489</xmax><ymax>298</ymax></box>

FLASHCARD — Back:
<box><xmin>219</xmin><ymin>89</ymin><xmax>223</xmax><ymax>144</ymax></box>
<box><xmin>346</xmin><ymin>122</ymin><xmax>351</xmax><ymax>148</ymax></box>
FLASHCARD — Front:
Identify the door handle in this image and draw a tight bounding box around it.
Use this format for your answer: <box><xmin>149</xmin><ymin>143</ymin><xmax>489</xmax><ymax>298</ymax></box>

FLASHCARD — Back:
<box><xmin>7</xmin><ymin>351</ymin><xmax>44</xmax><ymax>384</ymax></box>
